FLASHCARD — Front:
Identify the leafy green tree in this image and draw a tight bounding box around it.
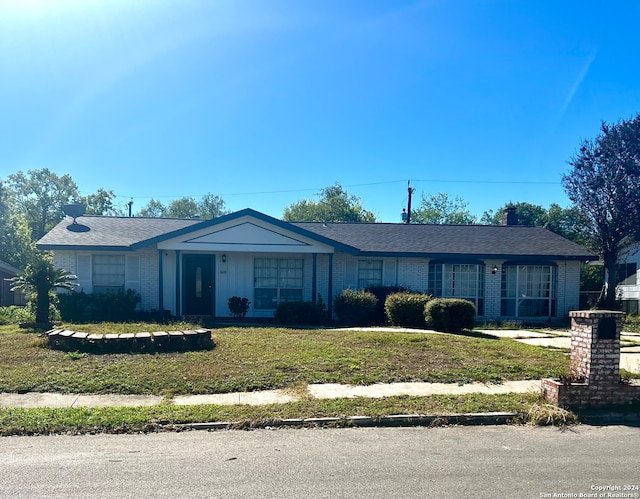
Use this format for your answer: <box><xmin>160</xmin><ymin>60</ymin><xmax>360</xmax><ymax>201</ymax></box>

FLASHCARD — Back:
<box><xmin>8</xmin><ymin>253</ymin><xmax>77</xmax><ymax>325</ymax></box>
<box><xmin>481</xmin><ymin>202</ymin><xmax>547</xmax><ymax>226</ymax></box>
<box><xmin>563</xmin><ymin>113</ymin><xmax>640</xmax><ymax>308</ymax></box>
<box><xmin>0</xmin><ymin>180</ymin><xmax>36</xmax><ymax>269</ymax></box>
<box><xmin>283</xmin><ymin>184</ymin><xmax>376</xmax><ymax>222</ymax></box>
<box><xmin>137</xmin><ymin>199</ymin><xmax>167</xmax><ymax>217</ymax></box>
<box><xmin>7</xmin><ymin>168</ymin><xmax>80</xmax><ymax>240</ymax></box>
<box><xmin>410</xmin><ymin>192</ymin><xmax>476</xmax><ymax>224</ymax></box>
<box><xmin>545</xmin><ymin>204</ymin><xmax>590</xmax><ymax>245</ymax></box>
<box><xmin>200</xmin><ymin>194</ymin><xmax>228</xmax><ymax>219</ymax></box>
<box><xmin>136</xmin><ymin>194</ymin><xmax>228</xmax><ymax>219</ymax></box>
<box><xmin>81</xmin><ymin>188</ymin><xmax>124</xmax><ymax>216</ymax></box>
<box><xmin>480</xmin><ymin>202</ymin><xmax>588</xmax><ymax>242</ymax></box>
<box><xmin>166</xmin><ymin>197</ymin><xmax>200</xmax><ymax>218</ymax></box>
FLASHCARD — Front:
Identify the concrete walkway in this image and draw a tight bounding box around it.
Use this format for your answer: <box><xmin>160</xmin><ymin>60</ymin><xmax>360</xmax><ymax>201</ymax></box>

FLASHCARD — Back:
<box><xmin>476</xmin><ymin>329</ymin><xmax>640</xmax><ymax>374</ymax></box>
<box><xmin>0</xmin><ymin>380</ymin><xmax>543</xmax><ymax>409</ymax></box>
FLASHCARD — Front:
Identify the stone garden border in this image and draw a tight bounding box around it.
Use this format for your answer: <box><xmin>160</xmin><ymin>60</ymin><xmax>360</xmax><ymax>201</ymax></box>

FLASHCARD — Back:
<box><xmin>45</xmin><ymin>328</ymin><xmax>213</xmax><ymax>353</ymax></box>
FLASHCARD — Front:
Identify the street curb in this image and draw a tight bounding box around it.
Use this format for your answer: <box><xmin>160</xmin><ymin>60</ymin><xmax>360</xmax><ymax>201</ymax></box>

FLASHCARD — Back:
<box><xmin>181</xmin><ymin>412</ymin><xmax>519</xmax><ymax>431</ymax></box>
<box><xmin>577</xmin><ymin>411</ymin><xmax>640</xmax><ymax>426</ymax></box>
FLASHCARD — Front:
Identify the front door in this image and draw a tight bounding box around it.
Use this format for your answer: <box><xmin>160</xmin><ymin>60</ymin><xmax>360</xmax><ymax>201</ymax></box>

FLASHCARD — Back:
<box><xmin>183</xmin><ymin>254</ymin><xmax>214</xmax><ymax>315</ymax></box>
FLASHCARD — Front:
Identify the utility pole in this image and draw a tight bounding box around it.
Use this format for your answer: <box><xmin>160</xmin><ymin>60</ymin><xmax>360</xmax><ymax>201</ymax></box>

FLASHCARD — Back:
<box><xmin>406</xmin><ymin>180</ymin><xmax>415</xmax><ymax>224</ymax></box>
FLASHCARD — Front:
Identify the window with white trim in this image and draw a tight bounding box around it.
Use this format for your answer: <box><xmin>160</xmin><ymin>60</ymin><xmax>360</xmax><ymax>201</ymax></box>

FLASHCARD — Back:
<box><xmin>358</xmin><ymin>260</ymin><xmax>383</xmax><ymax>288</ymax></box>
<box><xmin>254</xmin><ymin>258</ymin><xmax>303</xmax><ymax>310</ymax></box>
<box><xmin>92</xmin><ymin>255</ymin><xmax>125</xmax><ymax>294</ymax></box>
<box><xmin>428</xmin><ymin>262</ymin><xmax>485</xmax><ymax>315</ymax></box>
<box><xmin>501</xmin><ymin>265</ymin><xmax>556</xmax><ymax>317</ymax></box>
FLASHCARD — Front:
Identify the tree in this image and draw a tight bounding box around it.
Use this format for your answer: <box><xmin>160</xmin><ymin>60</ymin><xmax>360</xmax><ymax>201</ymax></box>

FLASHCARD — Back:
<box><xmin>7</xmin><ymin>168</ymin><xmax>80</xmax><ymax>240</ymax></box>
<box><xmin>0</xmin><ymin>179</ymin><xmax>37</xmax><ymax>269</ymax></box>
<box><xmin>136</xmin><ymin>194</ymin><xmax>228</xmax><ymax>219</ymax></box>
<box><xmin>166</xmin><ymin>197</ymin><xmax>200</xmax><ymax>218</ymax></box>
<box><xmin>200</xmin><ymin>194</ymin><xmax>228</xmax><ymax>219</ymax></box>
<box><xmin>481</xmin><ymin>202</ymin><xmax>547</xmax><ymax>227</ymax></box>
<box><xmin>81</xmin><ymin>188</ymin><xmax>124</xmax><ymax>216</ymax></box>
<box><xmin>480</xmin><ymin>202</ymin><xmax>588</xmax><ymax>242</ymax></box>
<box><xmin>8</xmin><ymin>253</ymin><xmax>77</xmax><ymax>325</ymax></box>
<box><xmin>137</xmin><ymin>199</ymin><xmax>167</xmax><ymax>217</ymax></box>
<box><xmin>563</xmin><ymin>114</ymin><xmax>640</xmax><ymax>309</ymax></box>
<box><xmin>410</xmin><ymin>192</ymin><xmax>476</xmax><ymax>224</ymax></box>
<box><xmin>283</xmin><ymin>184</ymin><xmax>376</xmax><ymax>222</ymax></box>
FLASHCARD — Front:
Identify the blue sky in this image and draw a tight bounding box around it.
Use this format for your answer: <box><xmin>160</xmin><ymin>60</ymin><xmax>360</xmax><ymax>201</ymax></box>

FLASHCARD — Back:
<box><xmin>1</xmin><ymin>0</ymin><xmax>639</xmax><ymax>222</ymax></box>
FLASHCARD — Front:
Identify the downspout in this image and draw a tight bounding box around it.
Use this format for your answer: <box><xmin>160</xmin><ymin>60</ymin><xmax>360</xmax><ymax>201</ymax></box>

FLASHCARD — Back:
<box><xmin>327</xmin><ymin>253</ymin><xmax>333</xmax><ymax>320</ymax></box>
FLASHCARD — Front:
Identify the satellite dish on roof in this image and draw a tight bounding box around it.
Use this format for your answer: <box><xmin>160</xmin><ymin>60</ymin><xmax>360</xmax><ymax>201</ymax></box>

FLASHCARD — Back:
<box><xmin>62</xmin><ymin>204</ymin><xmax>90</xmax><ymax>232</ymax></box>
<box><xmin>62</xmin><ymin>204</ymin><xmax>86</xmax><ymax>224</ymax></box>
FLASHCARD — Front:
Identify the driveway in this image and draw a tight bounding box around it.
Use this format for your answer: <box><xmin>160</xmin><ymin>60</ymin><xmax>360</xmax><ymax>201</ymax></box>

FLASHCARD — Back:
<box><xmin>477</xmin><ymin>329</ymin><xmax>640</xmax><ymax>374</ymax></box>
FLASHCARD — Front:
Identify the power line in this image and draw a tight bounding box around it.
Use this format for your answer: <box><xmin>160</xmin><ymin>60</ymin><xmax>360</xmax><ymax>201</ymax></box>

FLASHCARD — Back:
<box><xmin>112</xmin><ymin>178</ymin><xmax>561</xmax><ymax>201</ymax></box>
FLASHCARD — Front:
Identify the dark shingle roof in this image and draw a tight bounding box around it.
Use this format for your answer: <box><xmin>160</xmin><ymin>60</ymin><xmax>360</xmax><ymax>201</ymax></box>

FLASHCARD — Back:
<box><xmin>37</xmin><ymin>210</ymin><xmax>595</xmax><ymax>261</ymax></box>
<box><xmin>37</xmin><ymin>216</ymin><xmax>200</xmax><ymax>250</ymax></box>
<box><xmin>292</xmin><ymin>221</ymin><xmax>595</xmax><ymax>260</ymax></box>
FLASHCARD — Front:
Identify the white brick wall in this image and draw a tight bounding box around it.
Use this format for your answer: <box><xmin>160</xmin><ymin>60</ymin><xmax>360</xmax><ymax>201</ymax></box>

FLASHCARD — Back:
<box><xmin>484</xmin><ymin>259</ymin><xmax>503</xmax><ymax>319</ymax></box>
<box><xmin>397</xmin><ymin>258</ymin><xmax>429</xmax><ymax>291</ymax></box>
<box><xmin>138</xmin><ymin>249</ymin><xmax>159</xmax><ymax>311</ymax></box>
<box><xmin>51</xmin><ymin>248</ymin><xmax>583</xmax><ymax>321</ymax></box>
<box><xmin>53</xmin><ymin>251</ymin><xmax>76</xmax><ymax>275</ymax></box>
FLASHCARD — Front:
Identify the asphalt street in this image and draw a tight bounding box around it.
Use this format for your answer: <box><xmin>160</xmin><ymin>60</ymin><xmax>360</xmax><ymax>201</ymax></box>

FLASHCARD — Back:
<box><xmin>1</xmin><ymin>425</ymin><xmax>639</xmax><ymax>499</ymax></box>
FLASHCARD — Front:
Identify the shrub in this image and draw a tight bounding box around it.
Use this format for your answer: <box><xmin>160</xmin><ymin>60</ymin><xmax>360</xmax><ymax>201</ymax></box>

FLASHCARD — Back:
<box><xmin>0</xmin><ymin>305</ymin><xmax>34</xmax><ymax>325</ymax></box>
<box><xmin>424</xmin><ymin>298</ymin><xmax>476</xmax><ymax>332</ymax></box>
<box><xmin>58</xmin><ymin>289</ymin><xmax>141</xmax><ymax>322</ymax></box>
<box><xmin>334</xmin><ymin>289</ymin><xmax>377</xmax><ymax>325</ymax></box>
<box><xmin>228</xmin><ymin>296</ymin><xmax>250</xmax><ymax>318</ymax></box>
<box><xmin>275</xmin><ymin>301</ymin><xmax>327</xmax><ymax>325</ymax></box>
<box><xmin>365</xmin><ymin>285</ymin><xmax>409</xmax><ymax>324</ymax></box>
<box><xmin>384</xmin><ymin>292</ymin><xmax>432</xmax><ymax>328</ymax></box>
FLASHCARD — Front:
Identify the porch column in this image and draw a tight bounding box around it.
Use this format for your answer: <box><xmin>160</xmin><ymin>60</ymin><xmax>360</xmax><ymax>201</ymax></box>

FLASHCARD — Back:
<box><xmin>175</xmin><ymin>250</ymin><xmax>181</xmax><ymax>316</ymax></box>
<box><xmin>158</xmin><ymin>250</ymin><xmax>164</xmax><ymax>312</ymax></box>
<box><xmin>312</xmin><ymin>253</ymin><xmax>317</xmax><ymax>304</ymax></box>
<box><xmin>327</xmin><ymin>253</ymin><xmax>333</xmax><ymax>319</ymax></box>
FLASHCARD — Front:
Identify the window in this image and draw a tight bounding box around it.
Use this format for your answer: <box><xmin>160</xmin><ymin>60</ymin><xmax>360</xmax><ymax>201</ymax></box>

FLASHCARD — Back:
<box><xmin>617</xmin><ymin>263</ymin><xmax>637</xmax><ymax>286</ymax></box>
<box><xmin>358</xmin><ymin>260</ymin><xmax>383</xmax><ymax>289</ymax></box>
<box><xmin>254</xmin><ymin>258</ymin><xmax>303</xmax><ymax>309</ymax></box>
<box><xmin>428</xmin><ymin>262</ymin><xmax>485</xmax><ymax>315</ymax></box>
<box><xmin>92</xmin><ymin>255</ymin><xmax>125</xmax><ymax>294</ymax></box>
<box><xmin>501</xmin><ymin>265</ymin><xmax>556</xmax><ymax>317</ymax></box>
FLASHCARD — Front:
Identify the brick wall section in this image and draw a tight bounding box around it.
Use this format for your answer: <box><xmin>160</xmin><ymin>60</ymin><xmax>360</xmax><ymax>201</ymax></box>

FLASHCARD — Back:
<box><xmin>484</xmin><ymin>259</ymin><xmax>502</xmax><ymax>319</ymax></box>
<box><xmin>542</xmin><ymin>310</ymin><xmax>640</xmax><ymax>407</ymax></box>
<box><xmin>542</xmin><ymin>379</ymin><xmax>640</xmax><ymax>407</ymax></box>
<box><xmin>138</xmin><ymin>249</ymin><xmax>159</xmax><ymax>312</ymax></box>
<box><xmin>53</xmin><ymin>251</ymin><xmax>76</xmax><ymax>274</ymax></box>
<box><xmin>569</xmin><ymin>310</ymin><xmax>623</xmax><ymax>384</ymax></box>
<box><xmin>397</xmin><ymin>258</ymin><xmax>429</xmax><ymax>291</ymax></box>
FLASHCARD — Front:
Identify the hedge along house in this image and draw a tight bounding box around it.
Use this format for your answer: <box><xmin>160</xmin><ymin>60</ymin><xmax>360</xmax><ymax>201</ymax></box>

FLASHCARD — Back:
<box><xmin>37</xmin><ymin>208</ymin><xmax>595</xmax><ymax>322</ymax></box>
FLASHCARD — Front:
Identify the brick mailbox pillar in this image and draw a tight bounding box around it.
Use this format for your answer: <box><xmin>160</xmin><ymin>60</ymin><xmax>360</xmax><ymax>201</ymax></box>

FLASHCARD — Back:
<box><xmin>542</xmin><ymin>310</ymin><xmax>640</xmax><ymax>407</ymax></box>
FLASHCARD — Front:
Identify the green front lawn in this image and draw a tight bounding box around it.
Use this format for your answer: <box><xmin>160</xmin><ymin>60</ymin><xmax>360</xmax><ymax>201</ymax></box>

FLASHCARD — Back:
<box><xmin>0</xmin><ymin>323</ymin><xmax>570</xmax><ymax>395</ymax></box>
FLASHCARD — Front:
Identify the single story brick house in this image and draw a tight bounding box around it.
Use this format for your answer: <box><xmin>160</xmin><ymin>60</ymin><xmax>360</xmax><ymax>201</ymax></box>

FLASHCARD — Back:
<box><xmin>37</xmin><ymin>208</ymin><xmax>595</xmax><ymax>321</ymax></box>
